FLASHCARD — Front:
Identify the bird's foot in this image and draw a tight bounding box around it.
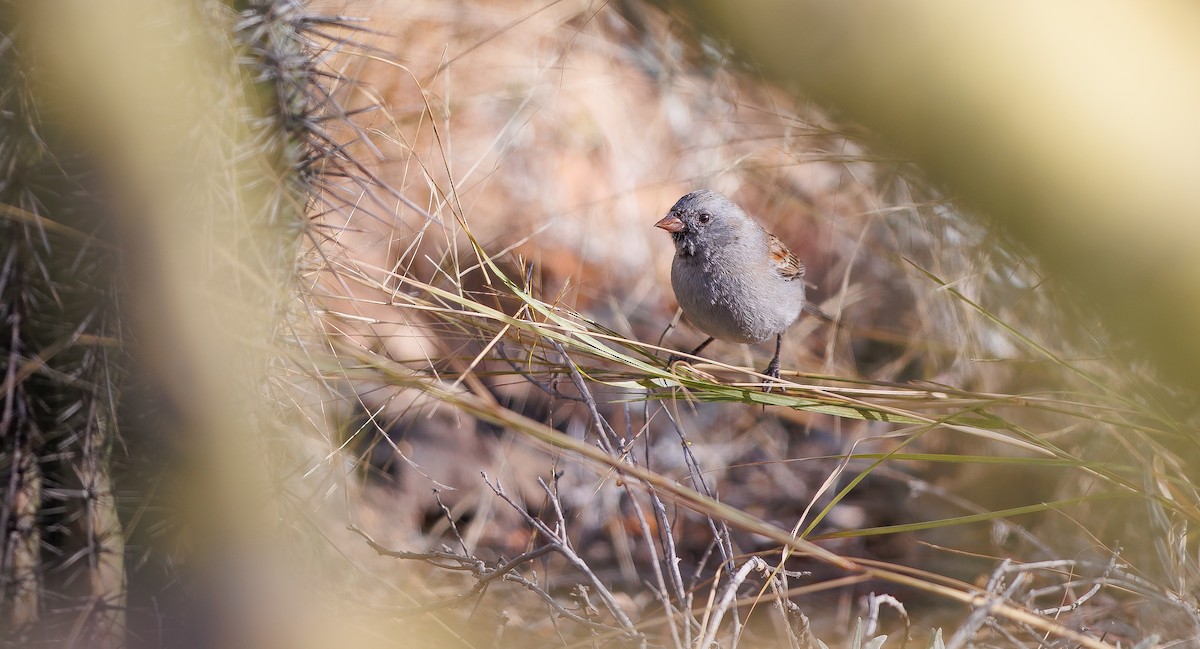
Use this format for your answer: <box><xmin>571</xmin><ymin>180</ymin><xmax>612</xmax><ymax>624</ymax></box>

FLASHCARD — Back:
<box><xmin>761</xmin><ymin>358</ymin><xmax>783</xmax><ymax>393</ymax></box>
<box><xmin>666</xmin><ymin>353</ymin><xmax>686</xmax><ymax>367</ymax></box>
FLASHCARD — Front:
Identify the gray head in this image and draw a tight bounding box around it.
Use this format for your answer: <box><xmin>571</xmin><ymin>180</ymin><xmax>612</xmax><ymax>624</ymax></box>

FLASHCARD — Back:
<box><xmin>654</xmin><ymin>190</ymin><xmax>749</xmax><ymax>258</ymax></box>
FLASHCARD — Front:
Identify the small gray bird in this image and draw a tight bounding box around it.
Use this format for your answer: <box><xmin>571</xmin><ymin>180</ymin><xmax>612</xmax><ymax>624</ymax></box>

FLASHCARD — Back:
<box><xmin>655</xmin><ymin>190</ymin><xmax>806</xmax><ymax>383</ymax></box>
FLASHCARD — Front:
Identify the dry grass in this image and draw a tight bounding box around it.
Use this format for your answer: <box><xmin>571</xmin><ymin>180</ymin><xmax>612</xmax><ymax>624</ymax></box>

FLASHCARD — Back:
<box><xmin>3</xmin><ymin>0</ymin><xmax>1194</xmax><ymax>647</ymax></box>
<box><xmin>267</xmin><ymin>1</ymin><xmax>1200</xmax><ymax>647</ymax></box>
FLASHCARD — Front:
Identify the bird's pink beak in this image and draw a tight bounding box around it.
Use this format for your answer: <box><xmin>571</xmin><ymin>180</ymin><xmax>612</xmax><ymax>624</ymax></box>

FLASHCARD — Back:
<box><xmin>655</xmin><ymin>214</ymin><xmax>684</xmax><ymax>233</ymax></box>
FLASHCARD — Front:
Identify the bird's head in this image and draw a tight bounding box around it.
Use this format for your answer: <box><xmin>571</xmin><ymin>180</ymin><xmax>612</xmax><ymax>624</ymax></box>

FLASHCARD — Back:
<box><xmin>654</xmin><ymin>189</ymin><xmax>742</xmax><ymax>258</ymax></box>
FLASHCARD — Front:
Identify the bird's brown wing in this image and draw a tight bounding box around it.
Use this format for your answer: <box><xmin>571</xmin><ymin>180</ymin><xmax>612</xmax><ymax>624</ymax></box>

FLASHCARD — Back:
<box><xmin>767</xmin><ymin>234</ymin><xmax>806</xmax><ymax>282</ymax></box>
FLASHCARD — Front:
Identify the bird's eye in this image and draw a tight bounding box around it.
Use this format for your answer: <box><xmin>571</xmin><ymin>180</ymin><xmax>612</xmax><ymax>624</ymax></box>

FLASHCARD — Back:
<box><xmin>698</xmin><ymin>212</ymin><xmax>711</xmax><ymax>224</ymax></box>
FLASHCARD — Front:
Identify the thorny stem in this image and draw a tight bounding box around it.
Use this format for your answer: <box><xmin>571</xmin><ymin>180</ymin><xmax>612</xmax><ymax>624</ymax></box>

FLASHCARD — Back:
<box><xmin>483</xmin><ymin>474</ymin><xmax>642</xmax><ymax>641</ymax></box>
<box><xmin>548</xmin><ymin>338</ymin><xmax>624</xmax><ymax>454</ymax></box>
<box><xmin>349</xmin><ymin>524</ymin><xmax>555</xmax><ymax>613</ymax></box>
<box><xmin>700</xmin><ymin>556</ymin><xmax>766</xmax><ymax>649</ymax></box>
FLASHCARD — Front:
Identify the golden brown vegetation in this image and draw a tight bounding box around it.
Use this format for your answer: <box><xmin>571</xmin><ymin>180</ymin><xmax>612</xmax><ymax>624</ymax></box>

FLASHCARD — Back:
<box><xmin>4</xmin><ymin>1</ymin><xmax>1200</xmax><ymax>648</ymax></box>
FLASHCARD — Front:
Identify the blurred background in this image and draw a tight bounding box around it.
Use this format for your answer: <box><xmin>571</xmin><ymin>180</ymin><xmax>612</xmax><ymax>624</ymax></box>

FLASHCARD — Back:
<box><xmin>3</xmin><ymin>0</ymin><xmax>1200</xmax><ymax>647</ymax></box>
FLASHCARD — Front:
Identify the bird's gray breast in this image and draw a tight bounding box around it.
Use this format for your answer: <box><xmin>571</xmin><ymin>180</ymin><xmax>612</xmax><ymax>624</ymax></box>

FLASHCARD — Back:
<box><xmin>670</xmin><ymin>248</ymin><xmax>803</xmax><ymax>344</ymax></box>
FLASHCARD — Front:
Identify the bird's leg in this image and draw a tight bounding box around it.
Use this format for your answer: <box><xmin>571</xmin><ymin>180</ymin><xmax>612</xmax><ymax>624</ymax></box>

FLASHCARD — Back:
<box><xmin>668</xmin><ymin>336</ymin><xmax>715</xmax><ymax>366</ymax></box>
<box><xmin>690</xmin><ymin>337</ymin><xmax>716</xmax><ymax>357</ymax></box>
<box><xmin>761</xmin><ymin>334</ymin><xmax>783</xmax><ymax>391</ymax></box>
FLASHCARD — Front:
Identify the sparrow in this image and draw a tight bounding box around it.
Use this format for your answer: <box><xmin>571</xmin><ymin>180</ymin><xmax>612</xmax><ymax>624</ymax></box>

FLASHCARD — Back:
<box><xmin>655</xmin><ymin>190</ymin><xmax>807</xmax><ymax>384</ymax></box>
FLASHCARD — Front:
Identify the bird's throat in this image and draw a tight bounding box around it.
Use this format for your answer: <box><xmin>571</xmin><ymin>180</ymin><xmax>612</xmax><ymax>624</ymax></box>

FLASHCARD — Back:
<box><xmin>673</xmin><ymin>231</ymin><xmax>697</xmax><ymax>257</ymax></box>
